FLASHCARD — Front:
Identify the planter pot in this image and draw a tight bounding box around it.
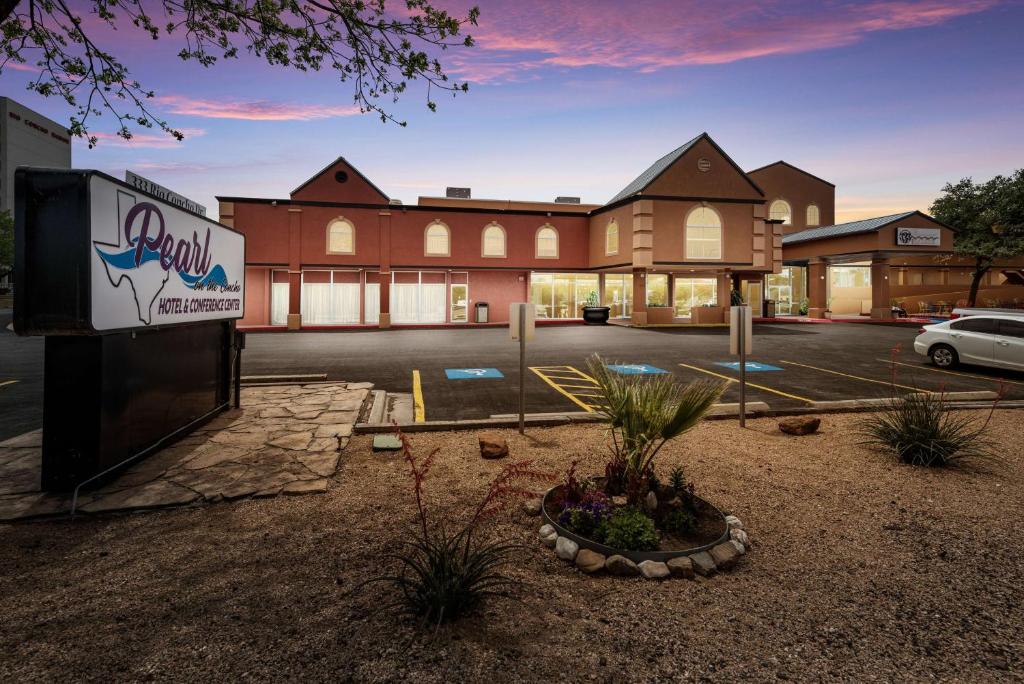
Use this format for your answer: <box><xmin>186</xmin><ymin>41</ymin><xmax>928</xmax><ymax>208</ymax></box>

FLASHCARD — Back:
<box><xmin>581</xmin><ymin>306</ymin><xmax>610</xmax><ymax>325</ymax></box>
<box><xmin>542</xmin><ymin>486</ymin><xmax>729</xmax><ymax>563</ymax></box>
<box><xmin>692</xmin><ymin>306</ymin><xmax>724</xmax><ymax>324</ymax></box>
<box><xmin>646</xmin><ymin>306</ymin><xmax>674</xmax><ymax>325</ymax></box>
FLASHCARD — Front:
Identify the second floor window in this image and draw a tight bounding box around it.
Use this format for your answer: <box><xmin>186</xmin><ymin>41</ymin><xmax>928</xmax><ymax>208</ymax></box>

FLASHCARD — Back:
<box><xmin>606</xmin><ymin>220</ymin><xmax>619</xmax><ymax>255</ymax></box>
<box><xmin>482</xmin><ymin>223</ymin><xmax>506</xmax><ymax>257</ymax></box>
<box><xmin>425</xmin><ymin>222</ymin><xmax>450</xmax><ymax>256</ymax></box>
<box><xmin>536</xmin><ymin>225</ymin><xmax>559</xmax><ymax>258</ymax></box>
<box><xmin>327</xmin><ymin>218</ymin><xmax>355</xmax><ymax>254</ymax></box>
<box><xmin>806</xmin><ymin>204</ymin><xmax>820</xmax><ymax>226</ymax></box>
<box><xmin>685</xmin><ymin>206</ymin><xmax>722</xmax><ymax>259</ymax></box>
<box><xmin>769</xmin><ymin>199</ymin><xmax>792</xmax><ymax>225</ymax></box>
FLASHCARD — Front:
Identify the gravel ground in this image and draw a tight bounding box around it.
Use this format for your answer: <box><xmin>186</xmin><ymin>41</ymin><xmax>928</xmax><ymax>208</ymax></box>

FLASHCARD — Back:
<box><xmin>1</xmin><ymin>411</ymin><xmax>1022</xmax><ymax>683</ymax></box>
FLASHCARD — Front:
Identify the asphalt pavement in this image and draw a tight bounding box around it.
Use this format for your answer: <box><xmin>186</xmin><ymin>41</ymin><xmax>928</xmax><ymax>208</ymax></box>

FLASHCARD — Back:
<box><xmin>2</xmin><ymin>318</ymin><xmax>1020</xmax><ymax>440</ymax></box>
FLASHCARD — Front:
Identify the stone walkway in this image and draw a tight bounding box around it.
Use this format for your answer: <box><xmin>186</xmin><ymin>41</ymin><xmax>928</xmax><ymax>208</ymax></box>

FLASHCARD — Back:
<box><xmin>0</xmin><ymin>382</ymin><xmax>371</xmax><ymax>521</ymax></box>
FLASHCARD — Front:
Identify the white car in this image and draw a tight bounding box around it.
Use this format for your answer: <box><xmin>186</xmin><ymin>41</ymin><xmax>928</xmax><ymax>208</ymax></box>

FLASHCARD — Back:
<box><xmin>914</xmin><ymin>315</ymin><xmax>1024</xmax><ymax>371</ymax></box>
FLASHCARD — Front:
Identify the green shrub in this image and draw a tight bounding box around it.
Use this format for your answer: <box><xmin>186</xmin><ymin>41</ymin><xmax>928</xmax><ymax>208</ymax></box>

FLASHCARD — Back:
<box><xmin>601</xmin><ymin>507</ymin><xmax>659</xmax><ymax>552</ymax></box>
<box><xmin>663</xmin><ymin>508</ymin><xmax>697</xmax><ymax>536</ymax></box>
<box><xmin>668</xmin><ymin>466</ymin><xmax>686</xmax><ymax>493</ymax></box>
<box><xmin>859</xmin><ymin>392</ymin><xmax>995</xmax><ymax>466</ymax></box>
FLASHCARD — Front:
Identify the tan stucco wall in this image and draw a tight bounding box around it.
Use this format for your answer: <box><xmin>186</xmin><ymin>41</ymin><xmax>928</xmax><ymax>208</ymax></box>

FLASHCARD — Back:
<box><xmin>643</xmin><ymin>137</ymin><xmax>764</xmax><ymax>201</ymax></box>
<box><xmin>588</xmin><ymin>204</ymin><xmax>634</xmax><ymax>268</ymax></box>
<box><xmin>650</xmin><ymin>200</ymin><xmax>758</xmax><ymax>269</ymax></box>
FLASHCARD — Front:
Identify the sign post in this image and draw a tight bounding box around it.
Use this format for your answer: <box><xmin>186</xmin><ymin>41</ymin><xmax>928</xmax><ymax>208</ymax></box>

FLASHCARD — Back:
<box><xmin>729</xmin><ymin>305</ymin><xmax>753</xmax><ymax>427</ymax></box>
<box><xmin>509</xmin><ymin>303</ymin><xmax>535</xmax><ymax>434</ymax></box>
<box><xmin>14</xmin><ymin>168</ymin><xmax>245</xmax><ymax>491</ymax></box>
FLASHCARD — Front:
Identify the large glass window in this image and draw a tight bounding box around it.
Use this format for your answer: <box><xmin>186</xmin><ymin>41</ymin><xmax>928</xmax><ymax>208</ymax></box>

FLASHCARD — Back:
<box><xmin>529</xmin><ymin>273</ymin><xmax>598</xmax><ymax>319</ymax></box>
<box><xmin>425</xmin><ymin>222</ymin><xmax>450</xmax><ymax>256</ymax></box>
<box><xmin>536</xmin><ymin>225</ymin><xmax>559</xmax><ymax>258</ymax></box>
<box><xmin>606</xmin><ymin>220</ymin><xmax>619</xmax><ymax>255</ymax></box>
<box><xmin>673</xmin><ymin>278</ymin><xmax>717</xmax><ymax>317</ymax></box>
<box><xmin>806</xmin><ymin>205</ymin><xmax>820</xmax><ymax>227</ymax></box>
<box><xmin>271</xmin><ymin>270</ymin><xmax>289</xmax><ymax>326</ymax></box>
<box><xmin>327</xmin><ymin>218</ymin><xmax>355</xmax><ymax>254</ymax></box>
<box><xmin>482</xmin><ymin>223</ymin><xmax>506</xmax><ymax>257</ymax></box>
<box><xmin>830</xmin><ymin>265</ymin><xmax>870</xmax><ymax>288</ymax></box>
<box><xmin>604</xmin><ymin>274</ymin><xmax>632</xmax><ymax>318</ymax></box>
<box><xmin>766</xmin><ymin>266</ymin><xmax>807</xmax><ymax>315</ymax></box>
<box><xmin>301</xmin><ymin>270</ymin><xmax>361</xmax><ymax>324</ymax></box>
<box><xmin>391</xmin><ymin>271</ymin><xmax>446</xmax><ymax>323</ymax></box>
<box><xmin>647</xmin><ymin>273</ymin><xmax>669</xmax><ymax>307</ymax></box>
<box><xmin>685</xmin><ymin>207</ymin><xmax>722</xmax><ymax>259</ymax></box>
<box><xmin>769</xmin><ymin>199</ymin><xmax>792</xmax><ymax>224</ymax></box>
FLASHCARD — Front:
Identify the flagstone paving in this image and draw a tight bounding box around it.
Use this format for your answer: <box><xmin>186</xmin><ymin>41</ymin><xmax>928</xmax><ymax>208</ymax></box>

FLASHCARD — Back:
<box><xmin>0</xmin><ymin>382</ymin><xmax>371</xmax><ymax>521</ymax></box>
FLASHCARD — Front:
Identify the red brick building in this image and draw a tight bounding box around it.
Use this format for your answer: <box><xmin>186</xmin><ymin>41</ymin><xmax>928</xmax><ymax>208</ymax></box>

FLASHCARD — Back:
<box><xmin>218</xmin><ymin>133</ymin><xmax>1024</xmax><ymax>329</ymax></box>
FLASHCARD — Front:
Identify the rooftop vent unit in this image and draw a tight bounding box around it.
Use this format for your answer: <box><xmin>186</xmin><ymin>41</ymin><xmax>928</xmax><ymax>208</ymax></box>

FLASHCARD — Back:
<box><xmin>446</xmin><ymin>187</ymin><xmax>471</xmax><ymax>199</ymax></box>
<box><xmin>554</xmin><ymin>196</ymin><xmax>581</xmax><ymax>204</ymax></box>
<box><xmin>388</xmin><ymin>198</ymin><xmax>403</xmax><ymax>206</ymax></box>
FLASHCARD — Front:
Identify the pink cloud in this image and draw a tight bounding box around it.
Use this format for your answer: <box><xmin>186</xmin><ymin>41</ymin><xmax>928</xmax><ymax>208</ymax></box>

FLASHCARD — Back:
<box><xmin>452</xmin><ymin>0</ymin><xmax>1001</xmax><ymax>82</ymax></box>
<box><xmin>80</xmin><ymin>127</ymin><xmax>206</xmax><ymax>148</ymax></box>
<box><xmin>155</xmin><ymin>95</ymin><xmax>361</xmax><ymax>121</ymax></box>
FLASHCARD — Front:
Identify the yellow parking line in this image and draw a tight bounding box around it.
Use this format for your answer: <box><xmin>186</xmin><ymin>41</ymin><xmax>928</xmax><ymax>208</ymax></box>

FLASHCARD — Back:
<box><xmin>0</xmin><ymin>380</ymin><xmax>16</xmax><ymax>389</ymax></box>
<box><xmin>678</xmin><ymin>363</ymin><xmax>815</xmax><ymax>405</ymax></box>
<box><xmin>530</xmin><ymin>366</ymin><xmax>601</xmax><ymax>413</ymax></box>
<box><xmin>879</xmin><ymin>359</ymin><xmax>1024</xmax><ymax>388</ymax></box>
<box><xmin>412</xmin><ymin>370</ymin><xmax>425</xmax><ymax>423</ymax></box>
<box><xmin>780</xmin><ymin>360</ymin><xmax>925</xmax><ymax>393</ymax></box>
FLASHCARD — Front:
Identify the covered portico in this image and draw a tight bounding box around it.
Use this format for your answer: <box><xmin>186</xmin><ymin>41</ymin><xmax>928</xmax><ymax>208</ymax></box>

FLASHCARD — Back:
<box><xmin>781</xmin><ymin>211</ymin><xmax>956</xmax><ymax>319</ymax></box>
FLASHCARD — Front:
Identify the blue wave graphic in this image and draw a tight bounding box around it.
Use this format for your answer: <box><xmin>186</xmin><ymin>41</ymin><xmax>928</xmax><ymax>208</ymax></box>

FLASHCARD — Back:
<box><xmin>95</xmin><ymin>246</ymin><xmax>230</xmax><ymax>289</ymax></box>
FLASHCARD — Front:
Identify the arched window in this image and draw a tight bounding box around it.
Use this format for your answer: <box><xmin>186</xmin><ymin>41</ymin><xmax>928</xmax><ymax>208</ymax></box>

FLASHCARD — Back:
<box><xmin>685</xmin><ymin>206</ymin><xmax>722</xmax><ymax>259</ymax></box>
<box><xmin>424</xmin><ymin>221</ymin><xmax>450</xmax><ymax>256</ymax></box>
<box><xmin>769</xmin><ymin>199</ymin><xmax>792</xmax><ymax>225</ymax></box>
<box><xmin>327</xmin><ymin>218</ymin><xmax>355</xmax><ymax>254</ymax></box>
<box><xmin>606</xmin><ymin>220</ymin><xmax>619</xmax><ymax>255</ymax></box>
<box><xmin>806</xmin><ymin>204</ymin><xmax>820</xmax><ymax>226</ymax></box>
<box><xmin>482</xmin><ymin>223</ymin><xmax>506</xmax><ymax>257</ymax></box>
<box><xmin>536</xmin><ymin>224</ymin><xmax>559</xmax><ymax>258</ymax></box>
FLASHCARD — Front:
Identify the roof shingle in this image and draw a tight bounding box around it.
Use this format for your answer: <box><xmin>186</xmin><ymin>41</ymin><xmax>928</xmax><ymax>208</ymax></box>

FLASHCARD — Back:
<box><xmin>781</xmin><ymin>212</ymin><xmax>916</xmax><ymax>245</ymax></box>
<box><xmin>607</xmin><ymin>133</ymin><xmax>704</xmax><ymax>205</ymax></box>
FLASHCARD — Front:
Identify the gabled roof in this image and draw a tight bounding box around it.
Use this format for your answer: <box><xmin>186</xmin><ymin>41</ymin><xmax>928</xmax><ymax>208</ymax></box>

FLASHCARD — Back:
<box><xmin>781</xmin><ymin>211</ymin><xmax>918</xmax><ymax>245</ymax></box>
<box><xmin>746</xmin><ymin>160</ymin><xmax>835</xmax><ymax>188</ymax></box>
<box><xmin>290</xmin><ymin>156</ymin><xmax>389</xmax><ymax>200</ymax></box>
<box><xmin>606</xmin><ymin>132</ymin><xmax>764</xmax><ymax>205</ymax></box>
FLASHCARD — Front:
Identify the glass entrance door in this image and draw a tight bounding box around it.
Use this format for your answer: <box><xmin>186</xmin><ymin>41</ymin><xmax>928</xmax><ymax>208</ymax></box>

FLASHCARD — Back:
<box><xmin>451</xmin><ymin>283</ymin><xmax>468</xmax><ymax>323</ymax></box>
<box><xmin>744</xmin><ymin>280</ymin><xmax>763</xmax><ymax>314</ymax></box>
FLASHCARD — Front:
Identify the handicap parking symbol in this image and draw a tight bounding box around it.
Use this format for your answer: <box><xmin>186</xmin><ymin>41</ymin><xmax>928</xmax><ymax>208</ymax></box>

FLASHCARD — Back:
<box><xmin>607</xmin><ymin>364</ymin><xmax>668</xmax><ymax>375</ymax></box>
<box><xmin>714</xmin><ymin>362</ymin><xmax>783</xmax><ymax>372</ymax></box>
<box><xmin>445</xmin><ymin>368</ymin><xmax>505</xmax><ymax>379</ymax></box>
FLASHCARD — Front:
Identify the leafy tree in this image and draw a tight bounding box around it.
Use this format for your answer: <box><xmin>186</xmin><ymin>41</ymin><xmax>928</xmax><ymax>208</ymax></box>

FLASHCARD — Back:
<box><xmin>0</xmin><ymin>0</ymin><xmax>479</xmax><ymax>146</ymax></box>
<box><xmin>930</xmin><ymin>170</ymin><xmax>1024</xmax><ymax>306</ymax></box>
<box><xmin>0</xmin><ymin>209</ymin><xmax>13</xmax><ymax>287</ymax></box>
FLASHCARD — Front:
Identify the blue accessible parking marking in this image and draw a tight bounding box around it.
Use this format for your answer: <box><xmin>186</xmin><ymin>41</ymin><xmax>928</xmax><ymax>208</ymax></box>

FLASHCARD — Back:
<box><xmin>714</xmin><ymin>362</ymin><xmax>783</xmax><ymax>372</ymax></box>
<box><xmin>445</xmin><ymin>368</ymin><xmax>505</xmax><ymax>379</ymax></box>
<box><xmin>607</xmin><ymin>364</ymin><xmax>668</xmax><ymax>375</ymax></box>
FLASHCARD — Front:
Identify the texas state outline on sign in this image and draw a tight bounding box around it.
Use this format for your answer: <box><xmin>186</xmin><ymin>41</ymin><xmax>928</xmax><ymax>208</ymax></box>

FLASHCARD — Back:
<box><xmin>92</xmin><ymin>189</ymin><xmax>171</xmax><ymax>326</ymax></box>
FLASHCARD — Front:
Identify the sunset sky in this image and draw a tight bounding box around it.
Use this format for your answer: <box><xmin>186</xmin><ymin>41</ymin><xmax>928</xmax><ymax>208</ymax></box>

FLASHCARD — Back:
<box><xmin>2</xmin><ymin>0</ymin><xmax>1022</xmax><ymax>222</ymax></box>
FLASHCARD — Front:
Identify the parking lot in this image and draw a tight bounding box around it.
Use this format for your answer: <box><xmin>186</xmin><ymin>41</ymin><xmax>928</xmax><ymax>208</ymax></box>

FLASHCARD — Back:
<box><xmin>2</xmin><ymin>319</ymin><xmax>1021</xmax><ymax>439</ymax></box>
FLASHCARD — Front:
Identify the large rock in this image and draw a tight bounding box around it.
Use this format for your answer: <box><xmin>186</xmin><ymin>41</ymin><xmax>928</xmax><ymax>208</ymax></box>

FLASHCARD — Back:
<box><xmin>575</xmin><ymin>549</ymin><xmax>606</xmax><ymax>574</ymax></box>
<box><xmin>638</xmin><ymin>560</ymin><xmax>670</xmax><ymax>579</ymax></box>
<box><xmin>709</xmin><ymin>541</ymin><xmax>741</xmax><ymax>570</ymax></box>
<box><xmin>522</xmin><ymin>498</ymin><xmax>543</xmax><ymax>516</ymax></box>
<box><xmin>555</xmin><ymin>536</ymin><xmax>579</xmax><ymax>561</ymax></box>
<box><xmin>479</xmin><ymin>434</ymin><xmax>509</xmax><ymax>459</ymax></box>
<box><xmin>690</xmin><ymin>551</ymin><xmax>717</xmax><ymax>577</ymax></box>
<box><xmin>667</xmin><ymin>556</ymin><xmax>695</xmax><ymax>579</ymax></box>
<box><xmin>730</xmin><ymin>528</ymin><xmax>750</xmax><ymax>547</ymax></box>
<box><xmin>645</xmin><ymin>490</ymin><xmax>658</xmax><ymax>512</ymax></box>
<box><xmin>605</xmin><ymin>554</ymin><xmax>640</xmax><ymax>576</ymax></box>
<box><xmin>778</xmin><ymin>415</ymin><xmax>821</xmax><ymax>436</ymax></box>
<box><xmin>725</xmin><ymin>515</ymin><xmax>744</xmax><ymax>531</ymax></box>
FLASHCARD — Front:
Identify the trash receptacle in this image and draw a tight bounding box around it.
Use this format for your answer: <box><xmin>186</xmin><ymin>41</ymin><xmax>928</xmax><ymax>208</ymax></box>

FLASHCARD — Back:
<box><xmin>763</xmin><ymin>299</ymin><xmax>775</xmax><ymax>318</ymax></box>
<box><xmin>475</xmin><ymin>301</ymin><xmax>489</xmax><ymax>323</ymax></box>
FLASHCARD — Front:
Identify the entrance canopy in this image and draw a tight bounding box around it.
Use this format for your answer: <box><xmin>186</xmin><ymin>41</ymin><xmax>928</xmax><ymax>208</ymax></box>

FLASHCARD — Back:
<box><xmin>781</xmin><ymin>210</ymin><xmax>955</xmax><ymax>263</ymax></box>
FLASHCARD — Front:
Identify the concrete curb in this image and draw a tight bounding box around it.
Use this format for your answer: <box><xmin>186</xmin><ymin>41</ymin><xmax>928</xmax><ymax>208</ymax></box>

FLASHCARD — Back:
<box><xmin>240</xmin><ymin>374</ymin><xmax>327</xmax><ymax>385</ymax></box>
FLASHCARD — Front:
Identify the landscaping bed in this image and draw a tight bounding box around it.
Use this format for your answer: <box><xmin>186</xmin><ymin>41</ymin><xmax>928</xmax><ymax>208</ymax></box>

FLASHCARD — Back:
<box><xmin>1</xmin><ymin>412</ymin><xmax>1023</xmax><ymax>681</ymax></box>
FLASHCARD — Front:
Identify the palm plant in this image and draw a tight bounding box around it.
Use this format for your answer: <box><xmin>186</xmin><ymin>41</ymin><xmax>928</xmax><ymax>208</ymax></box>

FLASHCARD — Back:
<box><xmin>587</xmin><ymin>355</ymin><xmax>724</xmax><ymax>503</ymax></box>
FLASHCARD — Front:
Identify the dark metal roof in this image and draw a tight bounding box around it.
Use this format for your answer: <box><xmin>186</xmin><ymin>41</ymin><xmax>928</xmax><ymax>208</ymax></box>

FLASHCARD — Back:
<box><xmin>781</xmin><ymin>212</ymin><xmax>916</xmax><ymax>245</ymax></box>
<box><xmin>607</xmin><ymin>133</ymin><xmax>705</xmax><ymax>204</ymax></box>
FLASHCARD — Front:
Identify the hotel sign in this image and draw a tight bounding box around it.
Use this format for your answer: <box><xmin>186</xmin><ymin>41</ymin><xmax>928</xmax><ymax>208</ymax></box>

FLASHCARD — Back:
<box><xmin>126</xmin><ymin>170</ymin><xmax>207</xmax><ymax>216</ymax></box>
<box><xmin>895</xmin><ymin>227</ymin><xmax>941</xmax><ymax>247</ymax></box>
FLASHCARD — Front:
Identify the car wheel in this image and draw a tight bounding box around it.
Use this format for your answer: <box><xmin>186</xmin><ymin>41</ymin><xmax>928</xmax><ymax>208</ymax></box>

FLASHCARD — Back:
<box><xmin>930</xmin><ymin>344</ymin><xmax>958</xmax><ymax>368</ymax></box>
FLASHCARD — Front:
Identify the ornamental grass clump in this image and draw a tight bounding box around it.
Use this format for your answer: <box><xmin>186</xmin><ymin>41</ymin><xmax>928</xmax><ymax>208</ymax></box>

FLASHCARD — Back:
<box><xmin>366</xmin><ymin>429</ymin><xmax>553</xmax><ymax>625</ymax></box>
<box><xmin>859</xmin><ymin>345</ymin><xmax>1005</xmax><ymax>467</ymax></box>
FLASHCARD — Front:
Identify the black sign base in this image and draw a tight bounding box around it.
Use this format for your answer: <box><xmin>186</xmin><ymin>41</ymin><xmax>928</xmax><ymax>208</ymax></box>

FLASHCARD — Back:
<box><xmin>41</xmin><ymin>321</ymin><xmax>235</xmax><ymax>491</ymax></box>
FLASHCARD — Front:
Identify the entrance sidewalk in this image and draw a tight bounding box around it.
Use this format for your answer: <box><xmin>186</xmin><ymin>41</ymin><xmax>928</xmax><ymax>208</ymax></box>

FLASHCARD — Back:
<box><xmin>0</xmin><ymin>382</ymin><xmax>372</xmax><ymax>521</ymax></box>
